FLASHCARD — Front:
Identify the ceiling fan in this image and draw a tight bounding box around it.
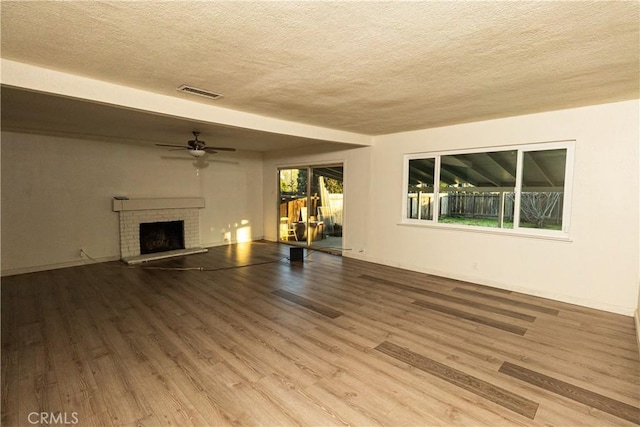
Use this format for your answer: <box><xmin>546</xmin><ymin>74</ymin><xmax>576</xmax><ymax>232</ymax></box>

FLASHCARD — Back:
<box><xmin>156</xmin><ymin>131</ymin><xmax>236</xmax><ymax>157</ymax></box>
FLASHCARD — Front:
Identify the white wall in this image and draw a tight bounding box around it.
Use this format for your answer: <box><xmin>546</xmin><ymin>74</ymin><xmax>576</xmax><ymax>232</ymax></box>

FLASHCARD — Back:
<box><xmin>263</xmin><ymin>101</ymin><xmax>639</xmax><ymax>315</ymax></box>
<box><xmin>1</xmin><ymin>131</ymin><xmax>264</xmax><ymax>275</ymax></box>
<box><xmin>365</xmin><ymin>100</ymin><xmax>639</xmax><ymax>315</ymax></box>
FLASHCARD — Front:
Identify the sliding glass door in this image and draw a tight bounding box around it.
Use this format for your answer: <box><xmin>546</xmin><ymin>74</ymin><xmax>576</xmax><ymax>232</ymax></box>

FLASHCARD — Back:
<box><xmin>278</xmin><ymin>168</ymin><xmax>308</xmax><ymax>244</ymax></box>
<box><xmin>310</xmin><ymin>166</ymin><xmax>343</xmax><ymax>250</ymax></box>
<box><xmin>278</xmin><ymin>165</ymin><xmax>344</xmax><ymax>251</ymax></box>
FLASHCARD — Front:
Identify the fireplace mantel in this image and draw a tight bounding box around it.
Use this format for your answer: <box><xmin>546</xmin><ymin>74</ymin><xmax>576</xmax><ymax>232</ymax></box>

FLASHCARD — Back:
<box><xmin>113</xmin><ymin>197</ymin><xmax>206</xmax><ymax>263</ymax></box>
<box><xmin>112</xmin><ymin>197</ymin><xmax>205</xmax><ymax>212</ymax></box>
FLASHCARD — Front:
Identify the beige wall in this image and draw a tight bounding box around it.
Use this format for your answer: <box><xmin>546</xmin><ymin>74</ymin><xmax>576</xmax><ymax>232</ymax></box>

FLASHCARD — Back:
<box><xmin>1</xmin><ymin>132</ymin><xmax>264</xmax><ymax>275</ymax></box>
<box><xmin>264</xmin><ymin>100</ymin><xmax>640</xmax><ymax>315</ymax></box>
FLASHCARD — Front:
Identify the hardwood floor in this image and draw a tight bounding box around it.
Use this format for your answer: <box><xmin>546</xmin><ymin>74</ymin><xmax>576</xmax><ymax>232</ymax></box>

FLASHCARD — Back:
<box><xmin>2</xmin><ymin>241</ymin><xmax>639</xmax><ymax>426</ymax></box>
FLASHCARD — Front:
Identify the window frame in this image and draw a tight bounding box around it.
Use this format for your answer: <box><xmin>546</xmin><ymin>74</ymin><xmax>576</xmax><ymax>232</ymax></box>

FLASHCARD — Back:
<box><xmin>401</xmin><ymin>140</ymin><xmax>575</xmax><ymax>240</ymax></box>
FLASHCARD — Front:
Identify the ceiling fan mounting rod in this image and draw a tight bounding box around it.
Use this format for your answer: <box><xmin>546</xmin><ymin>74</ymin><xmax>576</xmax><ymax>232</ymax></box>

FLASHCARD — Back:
<box><xmin>155</xmin><ymin>131</ymin><xmax>235</xmax><ymax>155</ymax></box>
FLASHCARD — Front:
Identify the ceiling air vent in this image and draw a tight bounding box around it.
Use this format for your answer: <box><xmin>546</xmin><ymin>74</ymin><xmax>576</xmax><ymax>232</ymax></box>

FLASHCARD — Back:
<box><xmin>177</xmin><ymin>85</ymin><xmax>223</xmax><ymax>100</ymax></box>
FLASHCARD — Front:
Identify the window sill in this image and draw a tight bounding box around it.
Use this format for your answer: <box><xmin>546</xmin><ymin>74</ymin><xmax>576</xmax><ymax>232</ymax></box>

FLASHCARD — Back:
<box><xmin>398</xmin><ymin>221</ymin><xmax>573</xmax><ymax>242</ymax></box>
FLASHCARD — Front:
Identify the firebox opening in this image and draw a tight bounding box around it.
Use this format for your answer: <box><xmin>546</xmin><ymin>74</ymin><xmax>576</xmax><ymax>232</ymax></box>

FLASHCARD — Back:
<box><xmin>139</xmin><ymin>220</ymin><xmax>185</xmax><ymax>255</ymax></box>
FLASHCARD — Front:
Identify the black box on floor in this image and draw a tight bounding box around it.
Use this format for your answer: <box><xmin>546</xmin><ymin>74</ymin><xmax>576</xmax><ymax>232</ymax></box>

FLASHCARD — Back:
<box><xmin>290</xmin><ymin>247</ymin><xmax>304</xmax><ymax>262</ymax></box>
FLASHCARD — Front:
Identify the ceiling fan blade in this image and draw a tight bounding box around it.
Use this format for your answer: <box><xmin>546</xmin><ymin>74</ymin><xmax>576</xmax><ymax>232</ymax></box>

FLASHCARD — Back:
<box><xmin>168</xmin><ymin>148</ymin><xmax>187</xmax><ymax>151</ymax></box>
<box><xmin>203</xmin><ymin>148</ymin><xmax>218</xmax><ymax>154</ymax></box>
<box><xmin>206</xmin><ymin>146</ymin><xmax>236</xmax><ymax>152</ymax></box>
<box><xmin>156</xmin><ymin>143</ymin><xmax>187</xmax><ymax>148</ymax></box>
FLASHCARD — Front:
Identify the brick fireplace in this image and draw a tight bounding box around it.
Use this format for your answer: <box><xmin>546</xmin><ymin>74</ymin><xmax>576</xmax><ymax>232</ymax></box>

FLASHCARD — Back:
<box><xmin>113</xmin><ymin>197</ymin><xmax>206</xmax><ymax>263</ymax></box>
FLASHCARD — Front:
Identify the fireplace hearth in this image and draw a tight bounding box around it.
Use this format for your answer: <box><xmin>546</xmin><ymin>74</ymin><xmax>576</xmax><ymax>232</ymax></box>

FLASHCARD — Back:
<box><xmin>139</xmin><ymin>220</ymin><xmax>185</xmax><ymax>255</ymax></box>
<box><xmin>113</xmin><ymin>197</ymin><xmax>207</xmax><ymax>263</ymax></box>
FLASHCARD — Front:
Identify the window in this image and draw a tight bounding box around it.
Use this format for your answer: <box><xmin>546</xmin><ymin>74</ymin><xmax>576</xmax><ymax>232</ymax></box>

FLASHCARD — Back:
<box><xmin>407</xmin><ymin>158</ymin><xmax>435</xmax><ymax>220</ymax></box>
<box><xmin>403</xmin><ymin>141</ymin><xmax>574</xmax><ymax>238</ymax></box>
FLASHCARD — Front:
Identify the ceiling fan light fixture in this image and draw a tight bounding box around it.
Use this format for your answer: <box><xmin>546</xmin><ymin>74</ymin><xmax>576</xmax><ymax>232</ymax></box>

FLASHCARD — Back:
<box><xmin>156</xmin><ymin>131</ymin><xmax>234</xmax><ymax>156</ymax></box>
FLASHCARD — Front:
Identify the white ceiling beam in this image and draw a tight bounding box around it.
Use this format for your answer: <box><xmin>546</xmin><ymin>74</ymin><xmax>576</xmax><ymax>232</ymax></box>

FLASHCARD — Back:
<box><xmin>0</xmin><ymin>59</ymin><xmax>372</xmax><ymax>147</ymax></box>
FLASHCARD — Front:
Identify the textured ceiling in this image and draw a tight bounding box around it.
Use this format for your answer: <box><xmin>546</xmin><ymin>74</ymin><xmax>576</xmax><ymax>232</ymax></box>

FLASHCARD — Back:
<box><xmin>1</xmin><ymin>1</ymin><xmax>639</xmax><ymax>144</ymax></box>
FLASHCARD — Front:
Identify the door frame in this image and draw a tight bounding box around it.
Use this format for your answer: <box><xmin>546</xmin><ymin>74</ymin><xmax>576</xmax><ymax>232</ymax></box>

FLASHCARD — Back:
<box><xmin>276</xmin><ymin>163</ymin><xmax>344</xmax><ymax>250</ymax></box>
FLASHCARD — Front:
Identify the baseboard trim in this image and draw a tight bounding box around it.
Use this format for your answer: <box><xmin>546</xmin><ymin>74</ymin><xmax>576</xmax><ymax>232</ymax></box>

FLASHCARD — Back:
<box><xmin>343</xmin><ymin>252</ymin><xmax>635</xmax><ymax>316</ymax></box>
<box><xmin>0</xmin><ymin>244</ymin><xmax>318</xmax><ymax>276</ymax></box>
<box><xmin>0</xmin><ymin>237</ymin><xmax>269</xmax><ymax>277</ymax></box>
<box><xmin>1</xmin><ymin>255</ymin><xmax>120</xmax><ymax>277</ymax></box>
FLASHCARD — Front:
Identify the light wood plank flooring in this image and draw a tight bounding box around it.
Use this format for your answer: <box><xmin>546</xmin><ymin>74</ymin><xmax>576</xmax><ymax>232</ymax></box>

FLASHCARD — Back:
<box><xmin>2</xmin><ymin>241</ymin><xmax>639</xmax><ymax>426</ymax></box>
